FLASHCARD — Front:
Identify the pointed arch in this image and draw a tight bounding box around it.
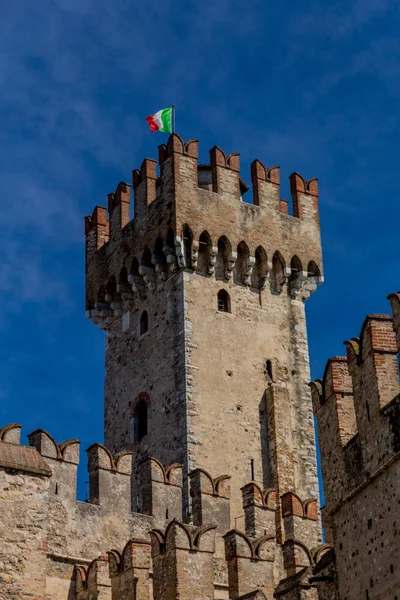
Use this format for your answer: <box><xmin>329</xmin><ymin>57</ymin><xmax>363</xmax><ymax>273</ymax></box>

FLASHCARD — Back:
<box><xmin>130</xmin><ymin>257</ymin><xmax>139</xmax><ymax>277</ymax></box>
<box><xmin>182</xmin><ymin>224</ymin><xmax>193</xmax><ymax>269</ymax></box>
<box><xmin>166</xmin><ymin>227</ymin><xmax>175</xmax><ymax>250</ymax></box>
<box><xmin>230</xmin><ymin>530</ymin><xmax>255</xmax><ymax>559</ymax></box>
<box><xmin>271</xmin><ymin>251</ymin><xmax>286</xmax><ymax>294</ymax></box>
<box><xmin>154</xmin><ymin>236</ymin><xmax>165</xmax><ymax>262</ymax></box>
<box><xmin>106</xmin><ymin>276</ymin><xmax>117</xmax><ymax>302</ymax></box>
<box><xmin>131</xmin><ymin>392</ymin><xmax>150</xmax><ymax>443</ymax></box>
<box><xmin>288</xmin><ymin>255</ymin><xmax>304</xmax><ymax>297</ymax></box>
<box><xmin>254</xmin><ymin>535</ymin><xmax>276</xmax><ymax>559</ymax></box>
<box><xmin>252</xmin><ymin>246</ymin><xmax>268</xmax><ymax>289</ymax></box>
<box><xmin>198</xmin><ymin>230</ymin><xmax>212</xmax><ymax>275</ymax></box>
<box><xmin>140</xmin><ymin>310</ymin><xmax>149</xmax><ymax>335</ymax></box>
<box><xmin>165</xmin><ymin>519</ymin><xmax>193</xmax><ymax>550</ymax></box>
<box><xmin>96</xmin><ymin>285</ymin><xmax>106</xmax><ymax>303</ymax></box>
<box><xmin>141</xmin><ymin>247</ymin><xmax>152</xmax><ymax>268</ymax></box>
<box><xmin>308</xmin><ymin>260</ymin><xmax>321</xmax><ymax>283</ymax></box>
<box><xmin>234</xmin><ymin>241</ymin><xmax>250</xmax><ymax>285</ymax></box>
<box><xmin>119</xmin><ymin>266</ymin><xmax>128</xmax><ymax>286</ymax></box>
<box><xmin>217</xmin><ymin>289</ymin><xmax>231</xmax><ymax>313</ymax></box>
<box><xmin>290</xmin><ymin>255</ymin><xmax>303</xmax><ymax>275</ymax></box>
<box><xmin>216</xmin><ymin>236</ymin><xmax>231</xmax><ymax>281</ymax></box>
<box><xmin>154</xmin><ymin>236</ymin><xmax>167</xmax><ymax>273</ymax></box>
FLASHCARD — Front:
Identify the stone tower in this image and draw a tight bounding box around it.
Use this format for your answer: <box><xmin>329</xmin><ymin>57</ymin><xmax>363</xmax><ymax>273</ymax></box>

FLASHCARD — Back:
<box><xmin>85</xmin><ymin>133</ymin><xmax>324</xmax><ymax>522</ymax></box>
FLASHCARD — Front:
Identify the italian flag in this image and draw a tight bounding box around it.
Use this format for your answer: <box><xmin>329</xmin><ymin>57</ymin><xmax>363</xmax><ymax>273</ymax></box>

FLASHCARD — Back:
<box><xmin>145</xmin><ymin>107</ymin><xmax>173</xmax><ymax>133</ymax></box>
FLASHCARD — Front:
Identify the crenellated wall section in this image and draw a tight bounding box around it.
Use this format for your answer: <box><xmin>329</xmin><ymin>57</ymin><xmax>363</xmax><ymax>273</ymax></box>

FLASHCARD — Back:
<box><xmin>0</xmin><ymin>424</ymin><xmax>333</xmax><ymax>599</ymax></box>
<box><xmin>312</xmin><ymin>293</ymin><xmax>400</xmax><ymax>600</ymax></box>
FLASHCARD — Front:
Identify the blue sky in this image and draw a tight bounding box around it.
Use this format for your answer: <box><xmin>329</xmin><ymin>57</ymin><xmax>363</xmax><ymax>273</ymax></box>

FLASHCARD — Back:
<box><xmin>1</xmin><ymin>0</ymin><xmax>399</xmax><ymax>502</ymax></box>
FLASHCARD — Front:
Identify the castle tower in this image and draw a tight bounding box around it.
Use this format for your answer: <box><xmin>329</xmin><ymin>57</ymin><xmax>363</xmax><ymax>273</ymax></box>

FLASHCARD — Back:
<box><xmin>85</xmin><ymin>134</ymin><xmax>324</xmax><ymax>522</ymax></box>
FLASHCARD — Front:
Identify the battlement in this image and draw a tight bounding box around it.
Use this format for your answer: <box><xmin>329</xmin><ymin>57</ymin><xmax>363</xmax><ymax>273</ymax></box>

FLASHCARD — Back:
<box><xmin>0</xmin><ymin>420</ymin><xmax>332</xmax><ymax>599</ymax></box>
<box><xmin>85</xmin><ymin>134</ymin><xmax>323</xmax><ymax>322</ymax></box>
<box><xmin>108</xmin><ymin>539</ymin><xmax>151</xmax><ymax>600</ymax></box>
<box><xmin>75</xmin><ymin>557</ymin><xmax>111</xmax><ymax>599</ymax></box>
<box><xmin>151</xmin><ymin>520</ymin><xmax>216</xmax><ymax>600</ymax></box>
<box><xmin>312</xmin><ymin>297</ymin><xmax>400</xmax><ymax>514</ymax></box>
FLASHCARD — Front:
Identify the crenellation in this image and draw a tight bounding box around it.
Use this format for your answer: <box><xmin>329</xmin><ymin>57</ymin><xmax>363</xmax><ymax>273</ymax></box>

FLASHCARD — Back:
<box><xmin>289</xmin><ymin>172</ymin><xmax>319</xmax><ymax>222</ymax></box>
<box><xmin>132</xmin><ymin>158</ymin><xmax>157</xmax><ymax>218</ymax></box>
<box><xmin>87</xmin><ymin>443</ymin><xmax>132</xmax><ymax>510</ymax></box>
<box><xmin>250</xmin><ymin>159</ymin><xmax>280</xmax><ymax>210</ymax></box>
<box><xmin>344</xmin><ymin>314</ymin><xmax>400</xmax><ymax>474</ymax></box>
<box><xmin>151</xmin><ymin>520</ymin><xmax>216</xmax><ymax>600</ymax></box>
<box><xmin>0</xmin><ymin>421</ymin><xmax>22</xmax><ymax>444</ymax></box>
<box><xmin>85</xmin><ymin>135</ymin><xmax>323</xmax><ymax>326</ymax></box>
<box><xmin>224</xmin><ymin>530</ymin><xmax>279</xmax><ymax>599</ymax></box>
<box><xmin>313</xmin><ymin>292</ymin><xmax>400</xmax><ymax>600</ymax></box>
<box><xmin>282</xmin><ymin>539</ymin><xmax>313</xmax><ymax>576</ymax></box>
<box><xmin>107</xmin><ymin>181</ymin><xmax>131</xmax><ymax>242</ymax></box>
<box><xmin>133</xmin><ymin>457</ymin><xmax>183</xmax><ymax>524</ymax></box>
<box><xmin>241</xmin><ymin>483</ymin><xmax>277</xmax><ymax>539</ymax></box>
<box><xmin>210</xmin><ymin>146</ymin><xmax>241</xmax><ymax>197</ymax></box>
<box><xmin>189</xmin><ymin>468</ymin><xmax>231</xmax><ymax>528</ymax></box>
<box><xmin>108</xmin><ymin>539</ymin><xmax>151</xmax><ymax>600</ymax></box>
<box><xmin>75</xmin><ymin>557</ymin><xmax>111</xmax><ymax>600</ymax></box>
<box><xmin>310</xmin><ymin>357</ymin><xmax>357</xmax><ymax>511</ymax></box>
<box><xmin>281</xmin><ymin>493</ymin><xmax>321</xmax><ymax>553</ymax></box>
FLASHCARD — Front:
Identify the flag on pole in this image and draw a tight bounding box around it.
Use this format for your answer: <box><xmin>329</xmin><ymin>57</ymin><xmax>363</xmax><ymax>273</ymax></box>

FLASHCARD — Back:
<box><xmin>145</xmin><ymin>107</ymin><xmax>173</xmax><ymax>133</ymax></box>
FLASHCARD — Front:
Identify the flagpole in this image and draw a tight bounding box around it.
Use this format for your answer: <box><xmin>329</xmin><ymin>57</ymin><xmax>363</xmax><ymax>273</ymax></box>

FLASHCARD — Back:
<box><xmin>172</xmin><ymin>104</ymin><xmax>176</xmax><ymax>133</ymax></box>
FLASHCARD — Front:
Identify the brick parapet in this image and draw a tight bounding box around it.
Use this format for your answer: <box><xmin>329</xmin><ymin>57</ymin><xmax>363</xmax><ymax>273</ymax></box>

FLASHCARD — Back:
<box><xmin>313</xmin><ymin>298</ymin><xmax>400</xmax><ymax>514</ymax></box>
<box><xmin>84</xmin><ymin>133</ymin><xmax>323</xmax><ymax>322</ymax></box>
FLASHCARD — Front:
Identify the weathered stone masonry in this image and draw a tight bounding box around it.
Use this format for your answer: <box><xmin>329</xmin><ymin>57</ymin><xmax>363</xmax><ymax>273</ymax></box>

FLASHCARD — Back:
<box><xmin>311</xmin><ymin>295</ymin><xmax>400</xmax><ymax>600</ymax></box>
<box><xmin>5</xmin><ymin>133</ymin><xmax>394</xmax><ymax>598</ymax></box>
<box><xmin>84</xmin><ymin>134</ymin><xmax>324</xmax><ymax>523</ymax></box>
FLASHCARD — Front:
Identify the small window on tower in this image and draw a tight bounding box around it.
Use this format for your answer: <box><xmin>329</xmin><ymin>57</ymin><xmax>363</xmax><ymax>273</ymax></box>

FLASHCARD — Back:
<box><xmin>266</xmin><ymin>360</ymin><xmax>273</xmax><ymax>381</ymax></box>
<box><xmin>217</xmin><ymin>289</ymin><xmax>231</xmax><ymax>313</ymax></box>
<box><xmin>140</xmin><ymin>310</ymin><xmax>149</xmax><ymax>335</ymax></box>
<box><xmin>134</xmin><ymin>399</ymin><xmax>148</xmax><ymax>442</ymax></box>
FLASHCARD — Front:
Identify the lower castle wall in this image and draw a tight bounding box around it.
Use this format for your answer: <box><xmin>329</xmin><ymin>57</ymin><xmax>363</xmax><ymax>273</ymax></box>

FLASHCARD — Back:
<box><xmin>0</xmin><ymin>464</ymin><xmax>153</xmax><ymax>599</ymax></box>
<box><xmin>332</xmin><ymin>458</ymin><xmax>400</xmax><ymax>600</ymax></box>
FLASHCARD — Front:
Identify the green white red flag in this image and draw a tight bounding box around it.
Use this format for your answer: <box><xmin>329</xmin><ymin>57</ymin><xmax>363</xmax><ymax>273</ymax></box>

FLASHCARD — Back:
<box><xmin>146</xmin><ymin>107</ymin><xmax>173</xmax><ymax>133</ymax></box>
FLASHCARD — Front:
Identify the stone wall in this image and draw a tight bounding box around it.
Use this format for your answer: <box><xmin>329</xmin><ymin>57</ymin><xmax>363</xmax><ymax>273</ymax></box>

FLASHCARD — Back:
<box><xmin>0</xmin><ymin>422</ymin><xmax>333</xmax><ymax>599</ymax></box>
<box><xmin>312</xmin><ymin>292</ymin><xmax>400</xmax><ymax>600</ymax></box>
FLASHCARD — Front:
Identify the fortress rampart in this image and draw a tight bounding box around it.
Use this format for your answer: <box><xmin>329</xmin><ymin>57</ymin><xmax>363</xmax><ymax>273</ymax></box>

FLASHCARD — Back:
<box><xmin>0</xmin><ymin>422</ymin><xmax>333</xmax><ymax>599</ymax></box>
<box><xmin>312</xmin><ymin>293</ymin><xmax>400</xmax><ymax>600</ymax></box>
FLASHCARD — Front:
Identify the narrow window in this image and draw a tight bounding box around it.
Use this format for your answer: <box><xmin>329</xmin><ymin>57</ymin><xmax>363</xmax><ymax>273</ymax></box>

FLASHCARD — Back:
<box><xmin>183</xmin><ymin>224</ymin><xmax>193</xmax><ymax>269</ymax></box>
<box><xmin>140</xmin><ymin>311</ymin><xmax>148</xmax><ymax>335</ymax></box>
<box><xmin>250</xmin><ymin>459</ymin><xmax>255</xmax><ymax>481</ymax></box>
<box><xmin>266</xmin><ymin>360</ymin><xmax>273</xmax><ymax>381</ymax></box>
<box><xmin>134</xmin><ymin>399</ymin><xmax>148</xmax><ymax>442</ymax></box>
<box><xmin>55</xmin><ymin>483</ymin><xmax>58</xmax><ymax>495</ymax></box>
<box><xmin>217</xmin><ymin>290</ymin><xmax>231</xmax><ymax>313</ymax></box>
